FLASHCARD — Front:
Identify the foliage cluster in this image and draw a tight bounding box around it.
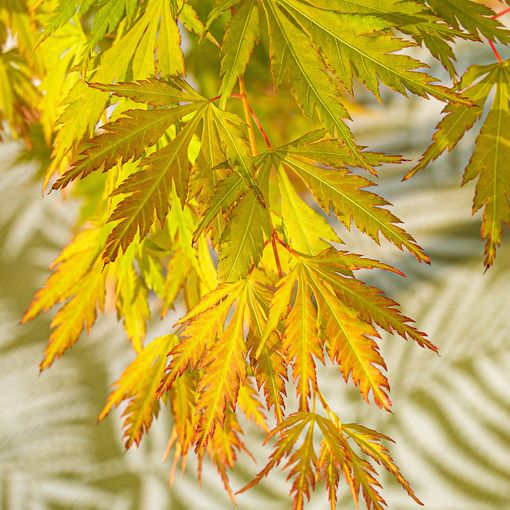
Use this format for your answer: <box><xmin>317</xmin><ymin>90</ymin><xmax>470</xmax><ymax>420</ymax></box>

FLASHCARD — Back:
<box><xmin>1</xmin><ymin>0</ymin><xmax>509</xmax><ymax>507</ymax></box>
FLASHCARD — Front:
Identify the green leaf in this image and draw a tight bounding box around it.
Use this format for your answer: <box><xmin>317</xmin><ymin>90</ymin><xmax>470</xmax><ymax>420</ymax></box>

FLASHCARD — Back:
<box><xmin>219</xmin><ymin>0</ymin><xmax>259</xmax><ymax>108</ymax></box>
<box><xmin>260</xmin><ymin>0</ymin><xmax>368</xmax><ymax>170</ymax></box>
<box><xmin>463</xmin><ymin>64</ymin><xmax>510</xmax><ymax>267</ymax></box>
<box><xmin>53</xmin><ymin>102</ymin><xmax>202</xmax><ymax>189</ymax></box>
<box><xmin>211</xmin><ymin>105</ymin><xmax>265</xmax><ymax>204</ymax></box>
<box><xmin>103</xmin><ymin>105</ymin><xmax>207</xmax><ymax>263</ymax></box>
<box><xmin>278</xmin><ymin>150</ymin><xmax>429</xmax><ymax>262</ymax></box>
<box><xmin>409</xmin><ymin>62</ymin><xmax>510</xmax><ymax>267</ymax></box>
<box><xmin>89</xmin><ymin>78</ymin><xmax>206</xmax><ymax>105</ymax></box>
<box><xmin>427</xmin><ymin>0</ymin><xmax>510</xmax><ymax>44</ymax></box>
<box><xmin>218</xmin><ymin>184</ymin><xmax>271</xmax><ymax>281</ymax></box>
<box><xmin>277</xmin><ymin>165</ymin><xmax>339</xmax><ymax>255</ymax></box>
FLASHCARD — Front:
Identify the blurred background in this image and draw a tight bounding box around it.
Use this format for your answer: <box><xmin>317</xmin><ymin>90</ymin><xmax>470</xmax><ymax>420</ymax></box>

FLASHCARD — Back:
<box><xmin>2</xmin><ymin>7</ymin><xmax>510</xmax><ymax>510</ymax></box>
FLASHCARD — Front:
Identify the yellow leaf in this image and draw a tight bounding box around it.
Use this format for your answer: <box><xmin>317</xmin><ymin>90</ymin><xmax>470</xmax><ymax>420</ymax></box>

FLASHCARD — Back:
<box><xmin>99</xmin><ymin>334</ymin><xmax>176</xmax><ymax>448</ymax></box>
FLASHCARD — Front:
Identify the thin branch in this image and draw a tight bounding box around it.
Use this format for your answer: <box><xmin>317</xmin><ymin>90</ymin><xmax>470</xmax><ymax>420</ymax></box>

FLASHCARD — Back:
<box><xmin>493</xmin><ymin>6</ymin><xmax>510</xmax><ymax>19</ymax></box>
<box><xmin>487</xmin><ymin>5</ymin><xmax>510</xmax><ymax>63</ymax></box>
<box><xmin>239</xmin><ymin>77</ymin><xmax>259</xmax><ymax>156</ymax></box>
<box><xmin>488</xmin><ymin>39</ymin><xmax>504</xmax><ymax>63</ymax></box>
<box><xmin>271</xmin><ymin>231</ymin><xmax>284</xmax><ymax>279</ymax></box>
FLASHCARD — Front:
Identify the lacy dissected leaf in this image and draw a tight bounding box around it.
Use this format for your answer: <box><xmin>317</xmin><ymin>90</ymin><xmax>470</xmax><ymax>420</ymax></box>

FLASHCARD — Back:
<box><xmin>20</xmin><ymin>225</ymin><xmax>109</xmax><ymax>371</ymax></box>
<box><xmin>285</xmin><ymin>267</ymin><xmax>324</xmax><ymax>410</ymax></box>
<box><xmin>464</xmin><ymin>65</ymin><xmax>510</xmax><ymax>267</ymax></box>
<box><xmin>320</xmin><ymin>0</ymin><xmax>468</xmax><ymax>77</ymax></box>
<box><xmin>343</xmin><ymin>423</ymin><xmax>422</xmax><ymax>506</ymax></box>
<box><xmin>103</xmin><ymin>105</ymin><xmax>207</xmax><ymax>262</ymax></box>
<box><xmin>160</xmin><ymin>283</ymin><xmax>243</xmax><ymax>392</ymax></box>
<box><xmin>99</xmin><ymin>334</ymin><xmax>176</xmax><ymax>448</ymax></box>
<box><xmin>164</xmin><ymin>281</ymin><xmax>248</xmax><ymax>449</ymax></box>
<box><xmin>238</xmin><ymin>412</ymin><xmax>315</xmax><ymax>507</ymax></box>
<box><xmin>90</xmin><ymin>78</ymin><xmax>205</xmax><ymax>106</ymax></box>
<box><xmin>272</xmin><ymin>139</ymin><xmax>429</xmax><ymax>262</ymax></box>
<box><xmin>210</xmin><ymin>104</ymin><xmax>265</xmax><ymax>204</ymax></box>
<box><xmin>219</xmin><ymin>0</ymin><xmax>259</xmax><ymax>107</ymax></box>
<box><xmin>53</xmin><ymin>101</ymin><xmax>203</xmax><ymax>190</ymax></box>
<box><xmin>277</xmin><ymin>0</ymin><xmax>464</xmax><ymax>103</ymax></box>
<box><xmin>244</xmin><ymin>274</ymin><xmax>288</xmax><ymax>423</ymax></box>
<box><xmin>260</xmin><ymin>249</ymin><xmax>435</xmax><ymax>408</ymax></box>
<box><xmin>251</xmin><ymin>333</ymin><xmax>288</xmax><ymax>423</ymax></box>
<box><xmin>194</xmin><ymin>295</ymin><xmax>247</xmax><ymax>450</ymax></box>
<box><xmin>239</xmin><ymin>412</ymin><xmax>420</xmax><ymax>510</ymax></box>
<box><xmin>21</xmin><ymin>226</ymin><xmax>105</xmax><ymax>323</ymax></box>
<box><xmin>112</xmin><ymin>248</ymin><xmax>150</xmax><ymax>352</ymax></box>
<box><xmin>305</xmin><ymin>249</ymin><xmax>437</xmax><ymax>351</ymax></box>
<box><xmin>161</xmin><ymin>276</ymin><xmax>273</xmax><ymax>450</ymax></box>
<box><xmin>426</xmin><ymin>0</ymin><xmax>510</xmax><ymax>44</ymax></box>
<box><xmin>259</xmin><ymin>0</ymin><xmax>366</xmax><ymax>170</ymax></box>
<box><xmin>47</xmin><ymin>0</ymin><xmax>186</xmax><ymax>172</ymax></box>
<box><xmin>10</xmin><ymin>0</ymin><xmax>496</xmax><ymax>506</ymax></box>
<box><xmin>409</xmin><ymin>62</ymin><xmax>510</xmax><ymax>267</ymax></box>
<box><xmin>41</xmin><ymin>265</ymin><xmax>107</xmax><ymax>371</ymax></box>
<box><xmin>207</xmin><ymin>409</ymin><xmax>248</xmax><ymax>499</ymax></box>
<box><xmin>238</xmin><ymin>378</ymin><xmax>269</xmax><ymax>432</ymax></box>
<box><xmin>261</xmin><ymin>255</ymin><xmax>389</xmax><ymax>409</ymax></box>
<box><xmin>87</xmin><ymin>0</ymin><xmax>138</xmax><ymax>52</ymax></box>
<box><xmin>167</xmin><ymin>369</ymin><xmax>198</xmax><ymax>473</ymax></box>
<box><xmin>259</xmin><ymin>0</ymin><xmax>468</xmax><ymax>171</ymax></box>
<box><xmin>218</xmin><ymin>183</ymin><xmax>271</xmax><ymax>281</ymax></box>
<box><xmin>277</xmin><ymin>164</ymin><xmax>340</xmax><ymax>255</ymax></box>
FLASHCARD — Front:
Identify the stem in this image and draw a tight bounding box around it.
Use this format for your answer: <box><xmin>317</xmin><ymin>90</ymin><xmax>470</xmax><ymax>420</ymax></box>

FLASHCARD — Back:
<box><xmin>487</xmin><ymin>5</ymin><xmax>510</xmax><ymax>63</ymax></box>
<box><xmin>239</xmin><ymin>77</ymin><xmax>259</xmax><ymax>156</ymax></box>
<box><xmin>493</xmin><ymin>6</ymin><xmax>510</xmax><ymax>19</ymax></box>
<box><xmin>488</xmin><ymin>40</ymin><xmax>503</xmax><ymax>63</ymax></box>
<box><xmin>271</xmin><ymin>231</ymin><xmax>284</xmax><ymax>279</ymax></box>
<box><xmin>210</xmin><ymin>93</ymin><xmax>272</xmax><ymax>149</ymax></box>
<box><xmin>276</xmin><ymin>234</ymin><xmax>297</xmax><ymax>255</ymax></box>
<box><xmin>249</xmin><ymin>106</ymin><xmax>272</xmax><ymax>150</ymax></box>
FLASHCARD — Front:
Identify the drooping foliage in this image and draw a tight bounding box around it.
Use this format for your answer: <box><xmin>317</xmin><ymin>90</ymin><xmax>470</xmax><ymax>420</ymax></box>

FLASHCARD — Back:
<box><xmin>2</xmin><ymin>0</ymin><xmax>509</xmax><ymax>507</ymax></box>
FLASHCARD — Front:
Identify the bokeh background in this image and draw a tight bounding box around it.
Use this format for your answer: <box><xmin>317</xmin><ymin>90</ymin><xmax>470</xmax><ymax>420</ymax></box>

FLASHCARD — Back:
<box><xmin>2</xmin><ymin>10</ymin><xmax>510</xmax><ymax>510</ymax></box>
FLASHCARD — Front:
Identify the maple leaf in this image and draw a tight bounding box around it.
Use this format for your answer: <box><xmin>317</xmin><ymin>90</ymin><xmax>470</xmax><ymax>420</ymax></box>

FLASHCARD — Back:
<box><xmin>427</xmin><ymin>0</ymin><xmax>510</xmax><ymax>44</ymax></box>
<box><xmin>99</xmin><ymin>335</ymin><xmax>176</xmax><ymax>448</ymax></box>
<box><xmin>161</xmin><ymin>275</ymin><xmax>276</xmax><ymax>450</ymax></box>
<box><xmin>320</xmin><ymin>0</ymin><xmax>471</xmax><ymax>78</ymax></box>
<box><xmin>167</xmin><ymin>369</ymin><xmax>198</xmax><ymax>476</ymax></box>
<box><xmin>52</xmin><ymin>80</ymin><xmax>206</xmax><ymax>190</ymax></box>
<box><xmin>238</xmin><ymin>378</ymin><xmax>269</xmax><ymax>432</ymax></box>
<box><xmin>261</xmin><ymin>255</ymin><xmax>387</xmax><ymax>409</ymax></box>
<box><xmin>21</xmin><ymin>227</ymin><xmax>105</xmax><ymax>324</ymax></box>
<box><xmin>259</xmin><ymin>248</ymin><xmax>435</xmax><ymax>409</ymax></box>
<box><xmin>103</xmin><ymin>107</ymin><xmax>207</xmax><ymax>262</ymax></box>
<box><xmin>218</xmin><ymin>182</ymin><xmax>271</xmax><ymax>282</ymax></box>
<box><xmin>277</xmin><ymin>164</ymin><xmax>340</xmax><ymax>256</ymax></box>
<box><xmin>219</xmin><ymin>0</ymin><xmax>260</xmax><ymax>108</ymax></box>
<box><xmin>40</xmin><ymin>267</ymin><xmax>107</xmax><ymax>371</ymax></box>
<box><xmin>267</xmin><ymin>134</ymin><xmax>429</xmax><ymax>263</ymax></box>
<box><xmin>408</xmin><ymin>62</ymin><xmax>510</xmax><ymax>267</ymax></box>
<box><xmin>21</xmin><ymin>226</ymin><xmax>109</xmax><ymax>370</ymax></box>
<box><xmin>112</xmin><ymin>246</ymin><xmax>150</xmax><ymax>352</ymax></box>
<box><xmin>207</xmin><ymin>409</ymin><xmax>249</xmax><ymax>500</ymax></box>
<box><xmin>239</xmin><ymin>411</ymin><xmax>421</xmax><ymax>510</ymax></box>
